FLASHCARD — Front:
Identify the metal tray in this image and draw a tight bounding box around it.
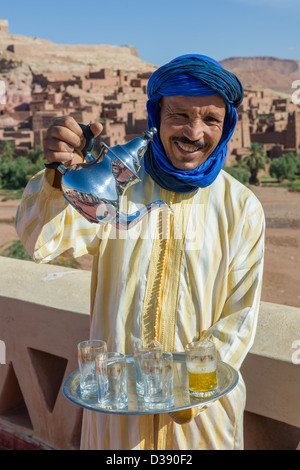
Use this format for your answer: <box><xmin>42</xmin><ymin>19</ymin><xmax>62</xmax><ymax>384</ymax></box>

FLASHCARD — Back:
<box><xmin>62</xmin><ymin>353</ymin><xmax>238</xmax><ymax>415</ymax></box>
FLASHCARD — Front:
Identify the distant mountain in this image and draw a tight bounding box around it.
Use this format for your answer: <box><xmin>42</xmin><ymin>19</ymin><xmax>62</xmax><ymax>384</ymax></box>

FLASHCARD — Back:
<box><xmin>0</xmin><ymin>27</ymin><xmax>298</xmax><ymax>96</ymax></box>
<box><xmin>220</xmin><ymin>56</ymin><xmax>300</xmax><ymax>94</ymax></box>
<box><xmin>0</xmin><ymin>31</ymin><xmax>156</xmax><ymax>80</ymax></box>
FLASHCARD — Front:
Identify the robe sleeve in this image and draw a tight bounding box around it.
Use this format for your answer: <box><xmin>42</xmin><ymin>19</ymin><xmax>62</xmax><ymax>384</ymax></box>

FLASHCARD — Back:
<box><xmin>15</xmin><ymin>169</ymin><xmax>100</xmax><ymax>263</ymax></box>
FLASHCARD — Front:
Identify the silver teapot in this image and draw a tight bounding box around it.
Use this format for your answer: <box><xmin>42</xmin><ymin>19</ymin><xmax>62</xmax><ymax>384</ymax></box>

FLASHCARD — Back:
<box><xmin>45</xmin><ymin>124</ymin><xmax>168</xmax><ymax>230</ymax></box>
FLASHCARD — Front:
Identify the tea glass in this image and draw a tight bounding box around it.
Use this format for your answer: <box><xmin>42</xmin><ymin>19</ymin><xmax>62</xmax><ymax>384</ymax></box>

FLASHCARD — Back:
<box><xmin>77</xmin><ymin>339</ymin><xmax>107</xmax><ymax>396</ymax></box>
<box><xmin>140</xmin><ymin>351</ymin><xmax>174</xmax><ymax>410</ymax></box>
<box><xmin>185</xmin><ymin>339</ymin><xmax>218</xmax><ymax>398</ymax></box>
<box><xmin>132</xmin><ymin>339</ymin><xmax>162</xmax><ymax>396</ymax></box>
<box><xmin>95</xmin><ymin>352</ymin><xmax>128</xmax><ymax>410</ymax></box>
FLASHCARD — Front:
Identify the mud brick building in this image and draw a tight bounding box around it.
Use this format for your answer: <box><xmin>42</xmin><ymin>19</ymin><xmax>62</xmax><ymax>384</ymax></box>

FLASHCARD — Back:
<box><xmin>226</xmin><ymin>89</ymin><xmax>300</xmax><ymax>164</ymax></box>
<box><xmin>0</xmin><ymin>52</ymin><xmax>300</xmax><ymax>162</ymax></box>
<box><xmin>0</xmin><ymin>65</ymin><xmax>152</xmax><ymax>154</ymax></box>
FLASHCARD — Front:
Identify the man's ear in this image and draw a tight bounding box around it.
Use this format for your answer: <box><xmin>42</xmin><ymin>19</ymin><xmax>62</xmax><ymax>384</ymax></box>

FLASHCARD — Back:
<box><xmin>159</xmin><ymin>97</ymin><xmax>165</xmax><ymax>110</ymax></box>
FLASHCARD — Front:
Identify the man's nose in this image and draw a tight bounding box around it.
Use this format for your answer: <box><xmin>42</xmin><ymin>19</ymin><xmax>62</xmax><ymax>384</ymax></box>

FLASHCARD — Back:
<box><xmin>182</xmin><ymin>119</ymin><xmax>204</xmax><ymax>142</ymax></box>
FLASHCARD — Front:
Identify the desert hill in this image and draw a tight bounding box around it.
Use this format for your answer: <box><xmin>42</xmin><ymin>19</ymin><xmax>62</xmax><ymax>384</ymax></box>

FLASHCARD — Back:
<box><xmin>220</xmin><ymin>56</ymin><xmax>300</xmax><ymax>94</ymax></box>
<box><xmin>0</xmin><ymin>26</ymin><xmax>298</xmax><ymax>97</ymax></box>
<box><xmin>0</xmin><ymin>31</ymin><xmax>156</xmax><ymax>77</ymax></box>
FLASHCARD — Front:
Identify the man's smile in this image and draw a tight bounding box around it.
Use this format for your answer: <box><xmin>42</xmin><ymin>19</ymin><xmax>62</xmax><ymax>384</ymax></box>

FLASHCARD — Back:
<box><xmin>174</xmin><ymin>139</ymin><xmax>207</xmax><ymax>154</ymax></box>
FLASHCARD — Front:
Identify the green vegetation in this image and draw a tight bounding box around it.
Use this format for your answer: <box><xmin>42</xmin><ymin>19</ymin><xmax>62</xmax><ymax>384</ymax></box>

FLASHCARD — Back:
<box><xmin>223</xmin><ymin>165</ymin><xmax>250</xmax><ymax>184</ymax></box>
<box><xmin>0</xmin><ymin>239</ymin><xmax>32</xmax><ymax>261</ymax></box>
<box><xmin>1</xmin><ymin>190</ymin><xmax>24</xmax><ymax>201</ymax></box>
<box><xmin>224</xmin><ymin>142</ymin><xmax>267</xmax><ymax>186</ymax></box>
<box><xmin>269</xmin><ymin>152</ymin><xmax>300</xmax><ymax>182</ymax></box>
<box><xmin>224</xmin><ymin>144</ymin><xmax>300</xmax><ymax>191</ymax></box>
<box><xmin>0</xmin><ymin>141</ymin><xmax>45</xmax><ymax>190</ymax></box>
<box><xmin>0</xmin><ymin>142</ymin><xmax>84</xmax><ymax>268</ymax></box>
<box><xmin>289</xmin><ymin>179</ymin><xmax>300</xmax><ymax>192</ymax></box>
<box><xmin>243</xmin><ymin>143</ymin><xmax>268</xmax><ymax>185</ymax></box>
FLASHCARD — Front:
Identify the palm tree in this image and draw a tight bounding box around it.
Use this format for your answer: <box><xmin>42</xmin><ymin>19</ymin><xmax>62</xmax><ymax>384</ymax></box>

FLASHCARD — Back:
<box><xmin>0</xmin><ymin>140</ymin><xmax>14</xmax><ymax>160</ymax></box>
<box><xmin>243</xmin><ymin>143</ymin><xmax>266</xmax><ymax>185</ymax></box>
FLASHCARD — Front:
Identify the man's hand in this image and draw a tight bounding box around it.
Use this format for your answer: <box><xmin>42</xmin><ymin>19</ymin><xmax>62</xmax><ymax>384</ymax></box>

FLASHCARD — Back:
<box><xmin>43</xmin><ymin>116</ymin><xmax>103</xmax><ymax>188</ymax></box>
<box><xmin>43</xmin><ymin>116</ymin><xmax>103</xmax><ymax>166</ymax></box>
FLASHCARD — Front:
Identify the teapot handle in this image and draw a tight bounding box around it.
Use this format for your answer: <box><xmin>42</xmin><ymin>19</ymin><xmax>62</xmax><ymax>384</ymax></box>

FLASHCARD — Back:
<box><xmin>45</xmin><ymin>123</ymin><xmax>95</xmax><ymax>169</ymax></box>
<box><xmin>79</xmin><ymin>123</ymin><xmax>95</xmax><ymax>158</ymax></box>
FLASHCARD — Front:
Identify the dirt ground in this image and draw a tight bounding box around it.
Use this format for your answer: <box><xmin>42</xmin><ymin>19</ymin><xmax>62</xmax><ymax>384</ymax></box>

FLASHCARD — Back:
<box><xmin>251</xmin><ymin>186</ymin><xmax>300</xmax><ymax>308</ymax></box>
<box><xmin>0</xmin><ymin>186</ymin><xmax>299</xmax><ymax>308</ymax></box>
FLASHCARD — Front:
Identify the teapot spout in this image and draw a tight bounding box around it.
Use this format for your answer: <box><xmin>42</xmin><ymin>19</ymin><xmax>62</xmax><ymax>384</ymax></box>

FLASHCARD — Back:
<box><xmin>112</xmin><ymin>200</ymin><xmax>170</xmax><ymax>230</ymax></box>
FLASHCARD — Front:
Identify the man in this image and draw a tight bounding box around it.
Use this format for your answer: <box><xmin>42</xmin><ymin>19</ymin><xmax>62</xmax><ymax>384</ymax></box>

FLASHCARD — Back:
<box><xmin>16</xmin><ymin>54</ymin><xmax>265</xmax><ymax>450</ymax></box>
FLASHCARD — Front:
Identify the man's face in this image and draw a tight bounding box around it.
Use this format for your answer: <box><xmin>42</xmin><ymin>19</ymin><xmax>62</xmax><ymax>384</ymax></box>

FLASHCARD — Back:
<box><xmin>159</xmin><ymin>95</ymin><xmax>226</xmax><ymax>171</ymax></box>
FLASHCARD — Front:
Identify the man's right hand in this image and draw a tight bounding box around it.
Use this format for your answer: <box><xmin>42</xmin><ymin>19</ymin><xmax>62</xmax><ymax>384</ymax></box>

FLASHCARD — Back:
<box><xmin>43</xmin><ymin>116</ymin><xmax>103</xmax><ymax>187</ymax></box>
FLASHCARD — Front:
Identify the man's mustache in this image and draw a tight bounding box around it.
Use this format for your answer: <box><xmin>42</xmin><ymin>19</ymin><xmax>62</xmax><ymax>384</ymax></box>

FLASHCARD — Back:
<box><xmin>170</xmin><ymin>136</ymin><xmax>207</xmax><ymax>148</ymax></box>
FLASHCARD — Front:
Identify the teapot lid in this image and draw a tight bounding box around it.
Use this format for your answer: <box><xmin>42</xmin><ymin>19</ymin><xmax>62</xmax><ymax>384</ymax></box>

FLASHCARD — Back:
<box><xmin>101</xmin><ymin>128</ymin><xmax>157</xmax><ymax>177</ymax></box>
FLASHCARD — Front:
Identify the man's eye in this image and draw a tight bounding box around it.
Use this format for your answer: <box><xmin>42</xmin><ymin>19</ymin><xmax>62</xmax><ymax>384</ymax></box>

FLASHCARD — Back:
<box><xmin>205</xmin><ymin>116</ymin><xmax>219</xmax><ymax>123</ymax></box>
<box><xmin>175</xmin><ymin>113</ymin><xmax>188</xmax><ymax>118</ymax></box>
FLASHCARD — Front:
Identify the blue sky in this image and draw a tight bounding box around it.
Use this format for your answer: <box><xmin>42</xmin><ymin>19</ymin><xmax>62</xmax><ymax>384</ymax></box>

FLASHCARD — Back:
<box><xmin>1</xmin><ymin>0</ymin><xmax>299</xmax><ymax>66</ymax></box>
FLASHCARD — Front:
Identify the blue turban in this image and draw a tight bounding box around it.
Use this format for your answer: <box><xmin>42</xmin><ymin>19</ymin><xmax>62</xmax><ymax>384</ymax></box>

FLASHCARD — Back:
<box><xmin>144</xmin><ymin>54</ymin><xmax>244</xmax><ymax>192</ymax></box>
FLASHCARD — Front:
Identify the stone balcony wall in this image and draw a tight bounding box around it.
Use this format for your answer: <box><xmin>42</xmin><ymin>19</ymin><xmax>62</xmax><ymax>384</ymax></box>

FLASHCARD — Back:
<box><xmin>0</xmin><ymin>257</ymin><xmax>299</xmax><ymax>450</ymax></box>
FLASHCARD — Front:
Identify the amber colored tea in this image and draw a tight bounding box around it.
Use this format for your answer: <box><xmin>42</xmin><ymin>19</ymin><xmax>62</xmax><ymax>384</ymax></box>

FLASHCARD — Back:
<box><xmin>187</xmin><ymin>369</ymin><xmax>217</xmax><ymax>395</ymax></box>
<box><xmin>185</xmin><ymin>338</ymin><xmax>218</xmax><ymax>398</ymax></box>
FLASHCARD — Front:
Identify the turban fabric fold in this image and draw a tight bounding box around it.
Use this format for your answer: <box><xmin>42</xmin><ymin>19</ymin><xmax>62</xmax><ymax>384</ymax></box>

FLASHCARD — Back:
<box><xmin>144</xmin><ymin>54</ymin><xmax>244</xmax><ymax>192</ymax></box>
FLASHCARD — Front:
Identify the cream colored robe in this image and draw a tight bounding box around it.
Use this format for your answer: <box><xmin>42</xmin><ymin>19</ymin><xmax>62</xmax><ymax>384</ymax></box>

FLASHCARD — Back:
<box><xmin>16</xmin><ymin>165</ymin><xmax>265</xmax><ymax>450</ymax></box>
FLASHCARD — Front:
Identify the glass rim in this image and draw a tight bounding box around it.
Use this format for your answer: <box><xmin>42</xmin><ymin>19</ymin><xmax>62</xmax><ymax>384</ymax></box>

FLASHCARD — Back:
<box><xmin>106</xmin><ymin>351</ymin><xmax>125</xmax><ymax>357</ymax></box>
<box><xmin>77</xmin><ymin>339</ymin><xmax>107</xmax><ymax>349</ymax></box>
<box><xmin>139</xmin><ymin>350</ymin><xmax>173</xmax><ymax>362</ymax></box>
<box><xmin>132</xmin><ymin>339</ymin><xmax>162</xmax><ymax>353</ymax></box>
<box><xmin>95</xmin><ymin>351</ymin><xmax>125</xmax><ymax>362</ymax></box>
<box><xmin>185</xmin><ymin>339</ymin><xmax>216</xmax><ymax>352</ymax></box>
